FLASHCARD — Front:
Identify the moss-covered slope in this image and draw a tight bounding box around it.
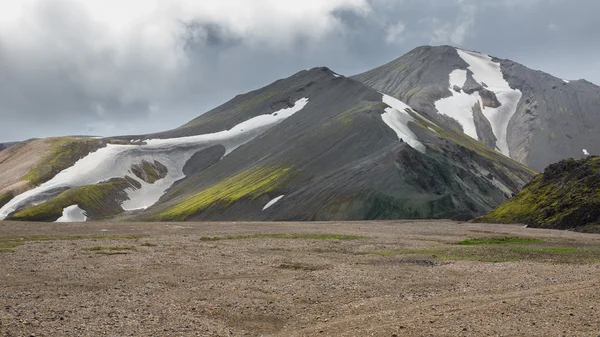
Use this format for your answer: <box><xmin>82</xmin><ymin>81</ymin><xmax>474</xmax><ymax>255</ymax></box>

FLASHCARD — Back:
<box><xmin>476</xmin><ymin>156</ymin><xmax>600</xmax><ymax>231</ymax></box>
<box><xmin>7</xmin><ymin>178</ymin><xmax>134</xmax><ymax>222</ymax></box>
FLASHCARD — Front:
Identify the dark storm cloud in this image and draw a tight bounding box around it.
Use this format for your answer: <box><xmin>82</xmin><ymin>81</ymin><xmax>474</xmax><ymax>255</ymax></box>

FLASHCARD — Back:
<box><xmin>1</xmin><ymin>0</ymin><xmax>599</xmax><ymax>142</ymax></box>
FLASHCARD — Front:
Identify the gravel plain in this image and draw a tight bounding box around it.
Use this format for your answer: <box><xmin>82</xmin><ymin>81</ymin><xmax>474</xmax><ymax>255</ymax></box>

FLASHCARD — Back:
<box><xmin>1</xmin><ymin>220</ymin><xmax>599</xmax><ymax>336</ymax></box>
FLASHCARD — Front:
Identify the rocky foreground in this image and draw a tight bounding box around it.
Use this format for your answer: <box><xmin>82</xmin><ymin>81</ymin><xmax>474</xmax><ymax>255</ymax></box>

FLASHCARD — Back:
<box><xmin>1</xmin><ymin>220</ymin><xmax>599</xmax><ymax>336</ymax></box>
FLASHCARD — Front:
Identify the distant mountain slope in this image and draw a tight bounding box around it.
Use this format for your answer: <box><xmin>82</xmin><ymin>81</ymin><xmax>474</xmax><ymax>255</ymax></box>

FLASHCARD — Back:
<box><xmin>0</xmin><ymin>67</ymin><xmax>534</xmax><ymax>222</ymax></box>
<box><xmin>476</xmin><ymin>156</ymin><xmax>600</xmax><ymax>232</ymax></box>
<box><xmin>353</xmin><ymin>45</ymin><xmax>600</xmax><ymax>171</ymax></box>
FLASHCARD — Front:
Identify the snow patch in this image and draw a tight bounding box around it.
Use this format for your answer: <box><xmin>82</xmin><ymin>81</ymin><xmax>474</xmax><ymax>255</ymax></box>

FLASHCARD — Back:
<box><xmin>455</xmin><ymin>49</ymin><xmax>522</xmax><ymax>156</ymax></box>
<box><xmin>381</xmin><ymin>94</ymin><xmax>426</xmax><ymax>153</ymax></box>
<box><xmin>449</xmin><ymin>69</ymin><xmax>467</xmax><ymax>88</ymax></box>
<box><xmin>435</xmin><ymin>70</ymin><xmax>481</xmax><ymax>139</ymax></box>
<box><xmin>435</xmin><ymin>50</ymin><xmax>523</xmax><ymax>157</ymax></box>
<box><xmin>0</xmin><ymin>98</ymin><xmax>309</xmax><ymax>219</ymax></box>
<box><xmin>56</xmin><ymin>205</ymin><xmax>87</xmax><ymax>222</ymax></box>
<box><xmin>583</xmin><ymin>149</ymin><xmax>590</xmax><ymax>156</ymax></box>
<box><xmin>563</xmin><ymin>79</ymin><xmax>570</xmax><ymax>83</ymax></box>
<box><xmin>262</xmin><ymin>195</ymin><xmax>284</xmax><ymax>211</ymax></box>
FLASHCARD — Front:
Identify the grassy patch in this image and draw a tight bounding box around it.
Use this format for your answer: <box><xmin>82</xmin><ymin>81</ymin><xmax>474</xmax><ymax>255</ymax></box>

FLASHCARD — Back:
<box><xmin>511</xmin><ymin>246</ymin><xmax>579</xmax><ymax>253</ymax></box>
<box><xmin>0</xmin><ymin>234</ymin><xmax>144</xmax><ymax>252</ymax></box>
<box><xmin>140</xmin><ymin>242</ymin><xmax>159</xmax><ymax>247</ymax></box>
<box><xmin>0</xmin><ymin>248</ymin><xmax>16</xmax><ymax>253</ymax></box>
<box><xmin>94</xmin><ymin>251</ymin><xmax>131</xmax><ymax>255</ymax></box>
<box><xmin>367</xmin><ymin>244</ymin><xmax>600</xmax><ymax>264</ymax></box>
<box><xmin>199</xmin><ymin>233</ymin><xmax>367</xmax><ymax>241</ymax></box>
<box><xmin>277</xmin><ymin>262</ymin><xmax>325</xmax><ymax>271</ymax></box>
<box><xmin>0</xmin><ymin>192</ymin><xmax>13</xmax><ymax>209</ymax></box>
<box><xmin>155</xmin><ymin>166</ymin><xmax>292</xmax><ymax>221</ymax></box>
<box><xmin>458</xmin><ymin>236</ymin><xmax>543</xmax><ymax>245</ymax></box>
<box><xmin>82</xmin><ymin>246</ymin><xmax>135</xmax><ymax>251</ymax></box>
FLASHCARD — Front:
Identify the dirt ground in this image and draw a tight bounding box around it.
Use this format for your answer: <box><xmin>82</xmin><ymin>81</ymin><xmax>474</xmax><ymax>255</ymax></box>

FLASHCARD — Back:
<box><xmin>1</xmin><ymin>220</ymin><xmax>599</xmax><ymax>336</ymax></box>
<box><xmin>0</xmin><ymin>139</ymin><xmax>49</xmax><ymax>195</ymax></box>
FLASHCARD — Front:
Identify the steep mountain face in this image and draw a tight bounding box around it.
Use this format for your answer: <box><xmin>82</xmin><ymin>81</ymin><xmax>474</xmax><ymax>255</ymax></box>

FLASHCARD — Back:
<box><xmin>476</xmin><ymin>156</ymin><xmax>600</xmax><ymax>232</ymax></box>
<box><xmin>0</xmin><ymin>67</ymin><xmax>534</xmax><ymax>222</ymax></box>
<box><xmin>353</xmin><ymin>45</ymin><xmax>600</xmax><ymax>171</ymax></box>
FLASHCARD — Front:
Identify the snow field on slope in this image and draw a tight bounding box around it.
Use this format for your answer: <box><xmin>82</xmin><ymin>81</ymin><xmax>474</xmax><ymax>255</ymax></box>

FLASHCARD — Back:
<box><xmin>381</xmin><ymin>94</ymin><xmax>426</xmax><ymax>153</ymax></box>
<box><xmin>0</xmin><ymin>98</ymin><xmax>309</xmax><ymax>221</ymax></box>
<box><xmin>434</xmin><ymin>69</ymin><xmax>480</xmax><ymax>139</ymax></box>
<box><xmin>456</xmin><ymin>49</ymin><xmax>522</xmax><ymax>156</ymax></box>
<box><xmin>262</xmin><ymin>195</ymin><xmax>284</xmax><ymax>211</ymax></box>
<box><xmin>434</xmin><ymin>49</ymin><xmax>522</xmax><ymax>156</ymax></box>
<box><xmin>56</xmin><ymin>205</ymin><xmax>88</xmax><ymax>222</ymax></box>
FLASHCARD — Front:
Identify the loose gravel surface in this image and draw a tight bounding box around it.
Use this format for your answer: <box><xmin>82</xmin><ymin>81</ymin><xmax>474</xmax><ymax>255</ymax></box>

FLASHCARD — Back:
<box><xmin>1</xmin><ymin>220</ymin><xmax>599</xmax><ymax>336</ymax></box>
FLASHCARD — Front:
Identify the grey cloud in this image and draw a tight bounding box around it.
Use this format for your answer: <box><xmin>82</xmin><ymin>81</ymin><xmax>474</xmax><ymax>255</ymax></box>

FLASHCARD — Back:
<box><xmin>1</xmin><ymin>0</ymin><xmax>599</xmax><ymax>142</ymax></box>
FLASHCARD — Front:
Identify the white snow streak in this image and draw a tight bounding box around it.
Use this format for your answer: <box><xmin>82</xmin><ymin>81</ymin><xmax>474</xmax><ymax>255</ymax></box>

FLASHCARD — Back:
<box><xmin>56</xmin><ymin>205</ymin><xmax>88</xmax><ymax>222</ymax></box>
<box><xmin>435</xmin><ymin>69</ymin><xmax>480</xmax><ymax>139</ymax></box>
<box><xmin>455</xmin><ymin>49</ymin><xmax>522</xmax><ymax>156</ymax></box>
<box><xmin>262</xmin><ymin>195</ymin><xmax>284</xmax><ymax>211</ymax></box>
<box><xmin>435</xmin><ymin>49</ymin><xmax>522</xmax><ymax>157</ymax></box>
<box><xmin>381</xmin><ymin>94</ymin><xmax>426</xmax><ymax>153</ymax></box>
<box><xmin>0</xmin><ymin>98</ymin><xmax>309</xmax><ymax>219</ymax></box>
<box><xmin>583</xmin><ymin>149</ymin><xmax>590</xmax><ymax>156</ymax></box>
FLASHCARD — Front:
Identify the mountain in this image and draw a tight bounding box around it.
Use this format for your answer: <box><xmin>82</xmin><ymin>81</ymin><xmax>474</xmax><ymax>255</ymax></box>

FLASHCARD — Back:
<box><xmin>0</xmin><ymin>66</ymin><xmax>534</xmax><ymax>222</ymax></box>
<box><xmin>353</xmin><ymin>45</ymin><xmax>600</xmax><ymax>171</ymax></box>
<box><xmin>476</xmin><ymin>156</ymin><xmax>600</xmax><ymax>232</ymax></box>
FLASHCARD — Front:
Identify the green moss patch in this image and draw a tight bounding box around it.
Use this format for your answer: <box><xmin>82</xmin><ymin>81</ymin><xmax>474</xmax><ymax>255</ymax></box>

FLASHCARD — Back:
<box><xmin>0</xmin><ymin>193</ymin><xmax>13</xmax><ymax>209</ymax></box>
<box><xmin>155</xmin><ymin>166</ymin><xmax>292</xmax><ymax>221</ymax></box>
<box><xmin>82</xmin><ymin>246</ymin><xmax>135</xmax><ymax>251</ymax></box>
<box><xmin>368</xmin><ymin>245</ymin><xmax>600</xmax><ymax>264</ymax></box>
<box><xmin>199</xmin><ymin>233</ymin><xmax>367</xmax><ymax>241</ymax></box>
<box><xmin>7</xmin><ymin>178</ymin><xmax>133</xmax><ymax>221</ymax></box>
<box><xmin>476</xmin><ymin>156</ymin><xmax>600</xmax><ymax>229</ymax></box>
<box><xmin>0</xmin><ymin>234</ymin><xmax>144</xmax><ymax>252</ymax></box>
<box><xmin>21</xmin><ymin>137</ymin><xmax>106</xmax><ymax>186</ymax></box>
<box><xmin>458</xmin><ymin>236</ymin><xmax>543</xmax><ymax>245</ymax></box>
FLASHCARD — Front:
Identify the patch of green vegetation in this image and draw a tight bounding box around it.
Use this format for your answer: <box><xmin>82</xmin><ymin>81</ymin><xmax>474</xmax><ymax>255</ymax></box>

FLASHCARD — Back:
<box><xmin>458</xmin><ymin>236</ymin><xmax>543</xmax><ymax>245</ymax></box>
<box><xmin>0</xmin><ymin>234</ymin><xmax>144</xmax><ymax>252</ymax></box>
<box><xmin>140</xmin><ymin>242</ymin><xmax>159</xmax><ymax>247</ymax></box>
<box><xmin>476</xmin><ymin>156</ymin><xmax>600</xmax><ymax>229</ymax></box>
<box><xmin>7</xmin><ymin>178</ymin><xmax>133</xmax><ymax>221</ymax></box>
<box><xmin>0</xmin><ymin>192</ymin><xmax>13</xmax><ymax>209</ymax></box>
<box><xmin>277</xmin><ymin>262</ymin><xmax>324</xmax><ymax>271</ymax></box>
<box><xmin>21</xmin><ymin>137</ymin><xmax>105</xmax><ymax>185</ymax></box>
<box><xmin>405</xmin><ymin>86</ymin><xmax>422</xmax><ymax>101</ymax></box>
<box><xmin>155</xmin><ymin>166</ymin><xmax>292</xmax><ymax>221</ymax></box>
<box><xmin>82</xmin><ymin>246</ymin><xmax>135</xmax><ymax>251</ymax></box>
<box><xmin>511</xmin><ymin>246</ymin><xmax>579</xmax><ymax>253</ymax></box>
<box><xmin>199</xmin><ymin>233</ymin><xmax>367</xmax><ymax>241</ymax></box>
<box><xmin>95</xmin><ymin>251</ymin><xmax>131</xmax><ymax>255</ymax></box>
<box><xmin>0</xmin><ymin>248</ymin><xmax>16</xmax><ymax>253</ymax></box>
<box><xmin>368</xmin><ymin>244</ymin><xmax>600</xmax><ymax>264</ymax></box>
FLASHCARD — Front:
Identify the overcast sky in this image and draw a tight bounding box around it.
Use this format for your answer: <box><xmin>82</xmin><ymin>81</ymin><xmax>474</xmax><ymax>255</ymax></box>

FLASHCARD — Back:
<box><xmin>1</xmin><ymin>0</ymin><xmax>599</xmax><ymax>142</ymax></box>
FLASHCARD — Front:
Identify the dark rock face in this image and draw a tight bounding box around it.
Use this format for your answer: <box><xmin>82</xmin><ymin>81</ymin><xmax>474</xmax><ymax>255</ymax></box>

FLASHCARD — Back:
<box><xmin>479</xmin><ymin>89</ymin><xmax>502</xmax><ymax>109</ymax></box>
<box><xmin>353</xmin><ymin>45</ymin><xmax>600</xmax><ymax>171</ymax></box>
<box><xmin>477</xmin><ymin>156</ymin><xmax>600</xmax><ymax>231</ymax></box>
<box><xmin>131</xmin><ymin>160</ymin><xmax>168</xmax><ymax>184</ymax></box>
<box><xmin>462</xmin><ymin>71</ymin><xmax>483</xmax><ymax>94</ymax></box>
<box><xmin>182</xmin><ymin>145</ymin><xmax>226</xmax><ymax>177</ymax></box>
<box><xmin>0</xmin><ymin>144</ymin><xmax>5</xmax><ymax>152</ymax></box>
<box><xmin>472</xmin><ymin>103</ymin><xmax>497</xmax><ymax>149</ymax></box>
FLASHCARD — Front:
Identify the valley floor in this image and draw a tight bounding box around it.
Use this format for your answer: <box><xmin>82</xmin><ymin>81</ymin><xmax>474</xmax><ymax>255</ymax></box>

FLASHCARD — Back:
<box><xmin>1</xmin><ymin>220</ymin><xmax>599</xmax><ymax>336</ymax></box>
